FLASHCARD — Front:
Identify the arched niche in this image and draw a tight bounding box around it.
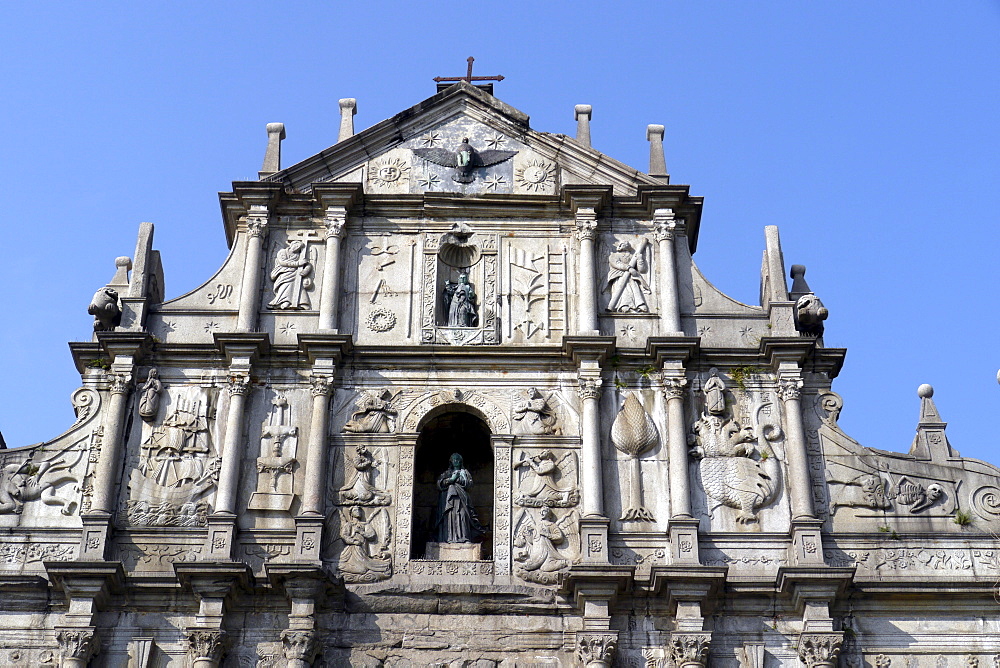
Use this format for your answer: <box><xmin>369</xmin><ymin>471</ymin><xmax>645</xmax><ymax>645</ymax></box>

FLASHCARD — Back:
<box><xmin>411</xmin><ymin>408</ymin><xmax>494</xmax><ymax>560</ymax></box>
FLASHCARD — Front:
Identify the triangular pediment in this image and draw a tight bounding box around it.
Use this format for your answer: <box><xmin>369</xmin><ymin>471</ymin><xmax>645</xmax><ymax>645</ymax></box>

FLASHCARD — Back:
<box><xmin>262</xmin><ymin>81</ymin><xmax>663</xmax><ymax>197</ymax></box>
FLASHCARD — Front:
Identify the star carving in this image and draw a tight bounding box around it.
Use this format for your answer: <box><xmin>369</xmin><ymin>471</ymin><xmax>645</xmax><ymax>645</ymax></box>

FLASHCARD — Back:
<box><xmin>417</xmin><ymin>173</ymin><xmax>442</xmax><ymax>190</ymax></box>
<box><xmin>483</xmin><ymin>174</ymin><xmax>507</xmax><ymax>191</ymax></box>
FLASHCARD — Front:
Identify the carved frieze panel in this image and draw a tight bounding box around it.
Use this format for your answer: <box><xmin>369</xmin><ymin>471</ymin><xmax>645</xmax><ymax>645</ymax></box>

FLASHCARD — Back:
<box><xmin>124</xmin><ymin>384</ymin><xmax>220</xmax><ymax>527</ymax></box>
<box><xmin>405</xmin><ymin>119</ymin><xmax>525</xmax><ymax>195</ymax></box>
<box><xmin>249</xmin><ymin>393</ymin><xmax>299</xmax><ymax>512</ymax></box>
<box><xmin>399</xmin><ymin>388</ymin><xmax>511</xmax><ymax>434</ymax></box>
<box><xmin>689</xmin><ymin>369</ymin><xmax>783</xmax><ymax>528</ymax></box>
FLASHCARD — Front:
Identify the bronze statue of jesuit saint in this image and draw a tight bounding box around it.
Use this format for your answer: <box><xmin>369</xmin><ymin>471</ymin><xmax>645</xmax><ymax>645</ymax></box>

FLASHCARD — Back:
<box><xmin>442</xmin><ymin>274</ymin><xmax>479</xmax><ymax>327</ymax></box>
<box><xmin>434</xmin><ymin>453</ymin><xmax>486</xmax><ymax>543</ymax></box>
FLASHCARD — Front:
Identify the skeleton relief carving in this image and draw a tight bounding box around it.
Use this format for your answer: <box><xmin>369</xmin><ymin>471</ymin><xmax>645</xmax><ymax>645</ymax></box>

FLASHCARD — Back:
<box><xmin>689</xmin><ymin>370</ymin><xmax>782</xmax><ymax>525</ymax></box>
<box><xmin>249</xmin><ymin>395</ymin><xmax>299</xmax><ymax>512</ymax></box>
<box><xmin>127</xmin><ymin>386</ymin><xmax>219</xmax><ymax>527</ymax></box>
<box><xmin>0</xmin><ymin>444</ymin><xmax>85</xmax><ymax>516</ymax></box>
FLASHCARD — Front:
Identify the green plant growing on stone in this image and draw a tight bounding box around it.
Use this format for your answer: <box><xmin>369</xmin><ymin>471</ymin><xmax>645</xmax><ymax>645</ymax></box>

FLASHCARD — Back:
<box><xmin>86</xmin><ymin>358</ymin><xmax>111</xmax><ymax>370</ymax></box>
<box><xmin>953</xmin><ymin>509</ymin><xmax>973</xmax><ymax>527</ymax></box>
<box><xmin>729</xmin><ymin>365</ymin><xmax>762</xmax><ymax>392</ymax></box>
<box><xmin>636</xmin><ymin>364</ymin><xmax>658</xmax><ymax>379</ymax></box>
<box><xmin>877</xmin><ymin>525</ymin><xmax>900</xmax><ymax>539</ymax></box>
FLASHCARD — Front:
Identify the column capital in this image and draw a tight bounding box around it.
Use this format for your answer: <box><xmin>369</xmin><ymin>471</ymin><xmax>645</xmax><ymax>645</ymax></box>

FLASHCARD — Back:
<box><xmin>796</xmin><ymin>632</ymin><xmax>843</xmax><ymax>668</ymax></box>
<box><xmin>309</xmin><ymin>374</ymin><xmax>334</xmax><ymax>397</ymax></box>
<box><xmin>653</xmin><ymin>208</ymin><xmax>685</xmax><ymax>241</ymax></box>
<box><xmin>56</xmin><ymin>627</ymin><xmax>99</xmax><ymax>665</ymax></box>
<box><xmin>245</xmin><ymin>206</ymin><xmax>270</xmax><ymax>239</ymax></box>
<box><xmin>777</xmin><ymin>377</ymin><xmax>804</xmax><ymax>401</ymax></box>
<box><xmin>108</xmin><ymin>372</ymin><xmax>132</xmax><ymax>396</ymax></box>
<box><xmin>227</xmin><ymin>374</ymin><xmax>251</xmax><ymax>397</ymax></box>
<box><xmin>578</xmin><ymin>376</ymin><xmax>603</xmax><ymax>401</ymax></box>
<box><xmin>575</xmin><ymin>207</ymin><xmax>598</xmax><ymax>241</ymax></box>
<box><xmin>661</xmin><ymin>376</ymin><xmax>688</xmax><ymax>400</ymax></box>
<box><xmin>186</xmin><ymin>628</ymin><xmax>227</xmax><ymax>664</ymax></box>
<box><xmin>577</xmin><ymin>632</ymin><xmax>618</xmax><ymax>667</ymax></box>
<box><xmin>669</xmin><ymin>632</ymin><xmax>712</xmax><ymax>667</ymax></box>
<box><xmin>281</xmin><ymin>629</ymin><xmax>319</xmax><ymax>663</ymax></box>
<box><xmin>323</xmin><ymin>206</ymin><xmax>347</xmax><ymax>240</ymax></box>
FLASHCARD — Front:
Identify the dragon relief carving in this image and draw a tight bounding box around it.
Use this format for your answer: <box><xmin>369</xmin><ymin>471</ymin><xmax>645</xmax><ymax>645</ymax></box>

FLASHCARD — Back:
<box><xmin>689</xmin><ymin>369</ymin><xmax>782</xmax><ymax>525</ymax></box>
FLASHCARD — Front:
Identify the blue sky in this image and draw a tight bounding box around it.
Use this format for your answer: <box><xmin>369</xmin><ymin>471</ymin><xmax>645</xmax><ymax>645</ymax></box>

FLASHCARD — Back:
<box><xmin>2</xmin><ymin>2</ymin><xmax>999</xmax><ymax>464</ymax></box>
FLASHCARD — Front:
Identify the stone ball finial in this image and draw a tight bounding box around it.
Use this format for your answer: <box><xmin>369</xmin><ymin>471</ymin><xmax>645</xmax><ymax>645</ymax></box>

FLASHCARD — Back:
<box><xmin>339</xmin><ymin>98</ymin><xmax>358</xmax><ymax>113</ymax></box>
<box><xmin>917</xmin><ymin>383</ymin><xmax>934</xmax><ymax>398</ymax></box>
<box><xmin>790</xmin><ymin>264</ymin><xmax>806</xmax><ymax>279</ymax></box>
<box><xmin>574</xmin><ymin>104</ymin><xmax>592</xmax><ymax>119</ymax></box>
<box><xmin>266</xmin><ymin>122</ymin><xmax>286</xmax><ymax>139</ymax></box>
<box><xmin>115</xmin><ymin>256</ymin><xmax>133</xmax><ymax>270</ymax></box>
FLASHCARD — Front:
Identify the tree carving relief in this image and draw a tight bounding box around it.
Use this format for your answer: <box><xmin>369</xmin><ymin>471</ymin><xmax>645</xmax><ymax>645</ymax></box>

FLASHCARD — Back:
<box><xmin>126</xmin><ymin>385</ymin><xmax>219</xmax><ymax>527</ymax></box>
<box><xmin>611</xmin><ymin>393</ymin><xmax>658</xmax><ymax>522</ymax></box>
<box><xmin>689</xmin><ymin>370</ymin><xmax>782</xmax><ymax>525</ymax></box>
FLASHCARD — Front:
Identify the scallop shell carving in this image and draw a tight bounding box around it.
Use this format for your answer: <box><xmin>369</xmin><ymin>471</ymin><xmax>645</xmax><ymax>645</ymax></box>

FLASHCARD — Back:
<box><xmin>611</xmin><ymin>393</ymin><xmax>658</xmax><ymax>457</ymax></box>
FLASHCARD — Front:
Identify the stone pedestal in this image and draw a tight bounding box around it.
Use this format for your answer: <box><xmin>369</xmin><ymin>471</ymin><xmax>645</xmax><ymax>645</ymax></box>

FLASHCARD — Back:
<box><xmin>425</xmin><ymin>542</ymin><xmax>481</xmax><ymax>561</ymax></box>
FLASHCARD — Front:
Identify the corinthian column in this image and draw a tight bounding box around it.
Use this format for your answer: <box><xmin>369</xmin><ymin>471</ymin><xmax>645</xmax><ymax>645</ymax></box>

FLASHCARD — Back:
<box><xmin>89</xmin><ymin>372</ymin><xmax>132</xmax><ymax>517</ymax></box>
<box><xmin>317</xmin><ymin>207</ymin><xmax>346</xmax><ymax>332</ymax></box>
<box><xmin>300</xmin><ymin>374</ymin><xmax>333</xmax><ymax>516</ymax></box>
<box><xmin>777</xmin><ymin>376</ymin><xmax>815</xmax><ymax>521</ymax></box>
<box><xmin>653</xmin><ymin>209</ymin><xmax>682</xmax><ymax>335</ymax></box>
<box><xmin>575</xmin><ymin>208</ymin><xmax>599</xmax><ymax>334</ymax></box>
<box><xmin>662</xmin><ymin>376</ymin><xmax>691</xmax><ymax>519</ymax></box>
<box><xmin>214</xmin><ymin>375</ymin><xmax>251</xmax><ymax>517</ymax></box>
<box><xmin>56</xmin><ymin>627</ymin><xmax>99</xmax><ymax>668</ymax></box>
<box><xmin>186</xmin><ymin>629</ymin><xmax>227</xmax><ymax>668</ymax></box>
<box><xmin>237</xmin><ymin>207</ymin><xmax>269</xmax><ymax>332</ymax></box>
<box><xmin>797</xmin><ymin>633</ymin><xmax>843</xmax><ymax>668</ymax></box>
<box><xmin>578</xmin><ymin>374</ymin><xmax>604</xmax><ymax>517</ymax></box>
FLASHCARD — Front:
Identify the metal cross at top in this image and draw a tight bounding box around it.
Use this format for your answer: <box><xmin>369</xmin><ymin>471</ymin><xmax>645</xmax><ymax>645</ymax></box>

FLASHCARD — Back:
<box><xmin>433</xmin><ymin>57</ymin><xmax>505</xmax><ymax>84</ymax></box>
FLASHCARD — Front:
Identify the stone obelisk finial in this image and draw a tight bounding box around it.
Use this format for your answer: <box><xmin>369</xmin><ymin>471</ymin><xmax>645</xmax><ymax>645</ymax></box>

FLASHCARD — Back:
<box><xmin>575</xmin><ymin>104</ymin><xmax>593</xmax><ymax>148</ymax></box>
<box><xmin>338</xmin><ymin>99</ymin><xmax>357</xmax><ymax>142</ymax></box>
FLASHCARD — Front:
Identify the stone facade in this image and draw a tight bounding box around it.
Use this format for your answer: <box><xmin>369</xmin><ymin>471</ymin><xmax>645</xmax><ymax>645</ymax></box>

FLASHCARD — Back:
<box><xmin>1</xmin><ymin>81</ymin><xmax>999</xmax><ymax>666</ymax></box>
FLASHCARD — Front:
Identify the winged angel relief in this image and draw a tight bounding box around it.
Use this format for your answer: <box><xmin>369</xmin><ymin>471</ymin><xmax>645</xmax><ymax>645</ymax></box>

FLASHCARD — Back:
<box><xmin>413</xmin><ymin>137</ymin><xmax>516</xmax><ymax>184</ymax></box>
<box><xmin>512</xmin><ymin>450</ymin><xmax>581</xmax><ymax>584</ymax></box>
